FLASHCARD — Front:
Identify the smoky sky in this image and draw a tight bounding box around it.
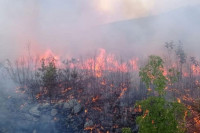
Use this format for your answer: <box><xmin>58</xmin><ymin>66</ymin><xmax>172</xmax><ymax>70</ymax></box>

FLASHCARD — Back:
<box><xmin>0</xmin><ymin>0</ymin><xmax>200</xmax><ymax>60</ymax></box>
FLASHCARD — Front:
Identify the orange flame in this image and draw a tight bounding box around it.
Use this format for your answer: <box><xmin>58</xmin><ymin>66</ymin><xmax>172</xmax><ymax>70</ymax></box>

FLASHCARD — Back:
<box><xmin>39</xmin><ymin>49</ymin><xmax>62</xmax><ymax>67</ymax></box>
<box><xmin>177</xmin><ymin>98</ymin><xmax>181</xmax><ymax>103</ymax></box>
<box><xmin>191</xmin><ymin>64</ymin><xmax>200</xmax><ymax>76</ymax></box>
<box><xmin>82</xmin><ymin>48</ymin><xmax>138</xmax><ymax>77</ymax></box>
<box><xmin>92</xmin><ymin>96</ymin><xmax>99</xmax><ymax>102</ymax></box>
<box><xmin>119</xmin><ymin>88</ymin><xmax>127</xmax><ymax>99</ymax></box>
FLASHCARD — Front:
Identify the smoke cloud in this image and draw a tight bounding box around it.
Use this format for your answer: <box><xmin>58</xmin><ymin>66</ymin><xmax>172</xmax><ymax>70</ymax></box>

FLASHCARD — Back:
<box><xmin>0</xmin><ymin>0</ymin><xmax>200</xmax><ymax>60</ymax></box>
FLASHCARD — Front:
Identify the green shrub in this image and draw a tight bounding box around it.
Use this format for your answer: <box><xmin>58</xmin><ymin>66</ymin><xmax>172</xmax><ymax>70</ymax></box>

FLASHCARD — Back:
<box><xmin>122</xmin><ymin>127</ymin><xmax>132</xmax><ymax>133</ymax></box>
<box><xmin>136</xmin><ymin>97</ymin><xmax>186</xmax><ymax>133</ymax></box>
<box><xmin>136</xmin><ymin>55</ymin><xmax>187</xmax><ymax>133</ymax></box>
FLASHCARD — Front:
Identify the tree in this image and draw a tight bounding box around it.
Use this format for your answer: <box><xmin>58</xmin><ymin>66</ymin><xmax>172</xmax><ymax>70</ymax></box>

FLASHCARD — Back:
<box><xmin>5</xmin><ymin>55</ymin><xmax>41</xmax><ymax>102</ymax></box>
<box><xmin>136</xmin><ymin>55</ymin><xmax>186</xmax><ymax>133</ymax></box>
<box><xmin>39</xmin><ymin>57</ymin><xmax>58</xmax><ymax>104</ymax></box>
<box><xmin>139</xmin><ymin>55</ymin><xmax>167</xmax><ymax>96</ymax></box>
<box><xmin>175</xmin><ymin>42</ymin><xmax>187</xmax><ymax>80</ymax></box>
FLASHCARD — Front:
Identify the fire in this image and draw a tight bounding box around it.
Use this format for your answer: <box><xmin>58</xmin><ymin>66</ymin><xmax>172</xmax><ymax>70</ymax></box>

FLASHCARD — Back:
<box><xmin>82</xmin><ymin>48</ymin><xmax>138</xmax><ymax>77</ymax></box>
<box><xmin>134</xmin><ymin>105</ymin><xmax>142</xmax><ymax>113</ymax></box>
<box><xmin>177</xmin><ymin>98</ymin><xmax>181</xmax><ymax>103</ymax></box>
<box><xmin>147</xmin><ymin>88</ymin><xmax>152</xmax><ymax>91</ymax></box>
<box><xmin>183</xmin><ymin>72</ymin><xmax>189</xmax><ymax>77</ymax></box>
<box><xmin>21</xmin><ymin>48</ymin><xmax>139</xmax><ymax>78</ymax></box>
<box><xmin>194</xmin><ymin>117</ymin><xmax>200</xmax><ymax>126</ymax></box>
<box><xmin>84</xmin><ymin>126</ymin><xmax>95</xmax><ymax>131</ymax></box>
<box><xmin>39</xmin><ymin>49</ymin><xmax>61</xmax><ymax>67</ymax></box>
<box><xmin>184</xmin><ymin>111</ymin><xmax>187</xmax><ymax>121</ymax></box>
<box><xmin>142</xmin><ymin>110</ymin><xmax>149</xmax><ymax>119</ymax></box>
<box><xmin>101</xmin><ymin>80</ymin><xmax>106</xmax><ymax>85</ymax></box>
<box><xmin>61</xmin><ymin>88</ymin><xmax>72</xmax><ymax>94</ymax></box>
<box><xmin>95</xmin><ymin>48</ymin><xmax>106</xmax><ymax>77</ymax></box>
<box><xmin>92</xmin><ymin>96</ymin><xmax>99</xmax><ymax>102</ymax></box>
<box><xmin>85</xmin><ymin>109</ymin><xmax>88</xmax><ymax>113</ymax></box>
<box><xmin>129</xmin><ymin>58</ymin><xmax>138</xmax><ymax>70</ymax></box>
<box><xmin>36</xmin><ymin>93</ymin><xmax>42</xmax><ymax>99</ymax></box>
<box><xmin>84</xmin><ymin>122</ymin><xmax>97</xmax><ymax>131</ymax></box>
<box><xmin>92</xmin><ymin>107</ymin><xmax>102</xmax><ymax>112</ymax></box>
<box><xmin>191</xmin><ymin>64</ymin><xmax>200</xmax><ymax>76</ymax></box>
<box><xmin>163</xmin><ymin>68</ymin><xmax>168</xmax><ymax>76</ymax></box>
<box><xmin>119</xmin><ymin>88</ymin><xmax>127</xmax><ymax>99</ymax></box>
<box><xmin>40</xmin><ymin>49</ymin><xmax>59</xmax><ymax>61</ymax></box>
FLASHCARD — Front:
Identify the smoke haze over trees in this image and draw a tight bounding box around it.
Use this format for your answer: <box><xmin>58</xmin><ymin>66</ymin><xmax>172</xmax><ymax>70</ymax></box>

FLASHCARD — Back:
<box><xmin>1</xmin><ymin>0</ymin><xmax>200</xmax><ymax>60</ymax></box>
<box><xmin>1</xmin><ymin>1</ymin><xmax>200</xmax><ymax>133</ymax></box>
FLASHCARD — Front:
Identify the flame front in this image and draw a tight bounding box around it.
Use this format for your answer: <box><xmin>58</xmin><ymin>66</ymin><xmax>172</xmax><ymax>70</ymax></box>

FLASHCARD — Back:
<box><xmin>82</xmin><ymin>48</ymin><xmax>138</xmax><ymax>77</ymax></box>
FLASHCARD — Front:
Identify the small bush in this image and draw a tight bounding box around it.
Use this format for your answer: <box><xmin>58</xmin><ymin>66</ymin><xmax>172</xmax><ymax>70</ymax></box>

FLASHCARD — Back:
<box><xmin>122</xmin><ymin>127</ymin><xmax>132</xmax><ymax>133</ymax></box>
